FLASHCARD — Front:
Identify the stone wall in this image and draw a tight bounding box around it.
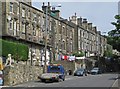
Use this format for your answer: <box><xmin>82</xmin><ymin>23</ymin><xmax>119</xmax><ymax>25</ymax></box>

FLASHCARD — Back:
<box><xmin>3</xmin><ymin>63</ymin><xmax>43</xmax><ymax>86</ymax></box>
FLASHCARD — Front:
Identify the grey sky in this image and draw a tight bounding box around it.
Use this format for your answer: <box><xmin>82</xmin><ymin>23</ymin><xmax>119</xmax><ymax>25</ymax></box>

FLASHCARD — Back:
<box><xmin>32</xmin><ymin>1</ymin><xmax>119</xmax><ymax>35</ymax></box>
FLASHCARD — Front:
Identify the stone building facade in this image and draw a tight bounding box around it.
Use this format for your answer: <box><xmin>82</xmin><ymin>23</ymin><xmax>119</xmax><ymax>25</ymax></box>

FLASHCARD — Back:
<box><xmin>1</xmin><ymin>1</ymin><xmax>107</xmax><ymax>67</ymax></box>
<box><xmin>1</xmin><ymin>1</ymin><xmax>77</xmax><ymax>66</ymax></box>
<box><xmin>70</xmin><ymin>13</ymin><xmax>107</xmax><ymax>58</ymax></box>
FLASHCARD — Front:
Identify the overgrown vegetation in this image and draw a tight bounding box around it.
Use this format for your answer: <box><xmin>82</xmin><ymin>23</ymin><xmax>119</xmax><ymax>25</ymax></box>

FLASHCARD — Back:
<box><xmin>0</xmin><ymin>39</ymin><xmax>29</xmax><ymax>61</ymax></box>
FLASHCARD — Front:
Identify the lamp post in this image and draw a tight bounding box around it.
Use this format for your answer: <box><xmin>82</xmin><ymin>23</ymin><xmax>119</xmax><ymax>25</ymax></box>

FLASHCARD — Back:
<box><xmin>43</xmin><ymin>3</ymin><xmax>61</xmax><ymax>73</ymax></box>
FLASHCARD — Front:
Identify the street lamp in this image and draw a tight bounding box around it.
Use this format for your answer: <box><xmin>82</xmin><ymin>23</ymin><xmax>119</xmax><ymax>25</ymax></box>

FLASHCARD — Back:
<box><xmin>43</xmin><ymin>3</ymin><xmax>61</xmax><ymax>73</ymax></box>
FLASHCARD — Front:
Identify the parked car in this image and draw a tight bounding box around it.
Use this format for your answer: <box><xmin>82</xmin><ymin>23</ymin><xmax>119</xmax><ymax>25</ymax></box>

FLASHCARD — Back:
<box><xmin>90</xmin><ymin>67</ymin><xmax>102</xmax><ymax>75</ymax></box>
<box><xmin>74</xmin><ymin>68</ymin><xmax>87</xmax><ymax>76</ymax></box>
<box><xmin>38</xmin><ymin>64</ymin><xmax>65</xmax><ymax>82</ymax></box>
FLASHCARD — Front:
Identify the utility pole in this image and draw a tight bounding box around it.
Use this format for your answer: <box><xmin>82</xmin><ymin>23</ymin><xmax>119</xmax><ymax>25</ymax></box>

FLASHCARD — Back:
<box><xmin>43</xmin><ymin>2</ymin><xmax>61</xmax><ymax>73</ymax></box>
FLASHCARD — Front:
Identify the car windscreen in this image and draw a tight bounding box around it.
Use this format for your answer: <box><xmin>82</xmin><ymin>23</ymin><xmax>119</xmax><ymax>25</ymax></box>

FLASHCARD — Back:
<box><xmin>93</xmin><ymin>68</ymin><xmax>99</xmax><ymax>70</ymax></box>
<box><xmin>49</xmin><ymin>66</ymin><xmax>61</xmax><ymax>73</ymax></box>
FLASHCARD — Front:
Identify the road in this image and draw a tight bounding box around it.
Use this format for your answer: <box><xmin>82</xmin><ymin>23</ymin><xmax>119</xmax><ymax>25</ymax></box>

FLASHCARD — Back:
<box><xmin>10</xmin><ymin>73</ymin><xmax>118</xmax><ymax>88</ymax></box>
<box><xmin>12</xmin><ymin>74</ymin><xmax>118</xmax><ymax>87</ymax></box>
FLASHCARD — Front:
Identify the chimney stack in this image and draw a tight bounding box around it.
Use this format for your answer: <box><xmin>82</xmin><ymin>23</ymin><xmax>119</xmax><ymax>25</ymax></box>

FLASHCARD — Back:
<box><xmin>97</xmin><ymin>31</ymin><xmax>101</xmax><ymax>35</ymax></box>
<box><xmin>92</xmin><ymin>26</ymin><xmax>97</xmax><ymax>33</ymax></box>
<box><xmin>70</xmin><ymin>13</ymin><xmax>77</xmax><ymax>24</ymax></box>
<box><xmin>48</xmin><ymin>2</ymin><xmax>50</xmax><ymax>6</ymax></box>
<box><xmin>82</xmin><ymin>18</ymin><xmax>88</xmax><ymax>29</ymax></box>
<box><xmin>42</xmin><ymin>2</ymin><xmax>51</xmax><ymax>14</ymax></box>
<box><xmin>77</xmin><ymin>17</ymin><xmax>82</xmax><ymax>26</ymax></box>
<box><xmin>43</xmin><ymin>2</ymin><xmax>45</xmax><ymax>6</ymax></box>
<box><xmin>88</xmin><ymin>23</ymin><xmax>92</xmax><ymax>30</ymax></box>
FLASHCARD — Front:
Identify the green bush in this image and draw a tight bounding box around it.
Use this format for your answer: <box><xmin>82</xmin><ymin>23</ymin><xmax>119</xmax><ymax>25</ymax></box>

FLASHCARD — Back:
<box><xmin>72</xmin><ymin>51</ymin><xmax>84</xmax><ymax>57</ymax></box>
<box><xmin>0</xmin><ymin>39</ymin><xmax>28</xmax><ymax>61</ymax></box>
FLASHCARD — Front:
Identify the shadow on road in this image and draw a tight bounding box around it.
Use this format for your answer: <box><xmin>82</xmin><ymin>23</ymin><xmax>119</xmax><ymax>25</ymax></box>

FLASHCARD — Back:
<box><xmin>34</xmin><ymin>80</ymin><xmax>59</xmax><ymax>84</ymax></box>
<box><xmin>109</xmin><ymin>77</ymin><xmax>118</xmax><ymax>80</ymax></box>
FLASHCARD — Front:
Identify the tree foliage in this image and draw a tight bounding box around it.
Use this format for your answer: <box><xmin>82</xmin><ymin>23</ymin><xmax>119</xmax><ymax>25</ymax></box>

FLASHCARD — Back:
<box><xmin>72</xmin><ymin>51</ymin><xmax>84</xmax><ymax>57</ymax></box>
<box><xmin>107</xmin><ymin>15</ymin><xmax>120</xmax><ymax>52</ymax></box>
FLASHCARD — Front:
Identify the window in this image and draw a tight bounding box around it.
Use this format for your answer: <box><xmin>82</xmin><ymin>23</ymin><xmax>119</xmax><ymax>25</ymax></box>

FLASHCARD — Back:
<box><xmin>22</xmin><ymin>8</ymin><xmax>25</xmax><ymax>17</ymax></box>
<box><xmin>70</xmin><ymin>42</ymin><xmax>73</xmax><ymax>52</ymax></box>
<box><xmin>14</xmin><ymin>21</ymin><xmax>17</xmax><ymax>30</ymax></box>
<box><xmin>22</xmin><ymin>23</ymin><xmax>25</xmax><ymax>33</ymax></box>
<box><xmin>17</xmin><ymin>6</ymin><xmax>19</xmax><ymax>15</ymax></box>
<box><xmin>49</xmin><ymin>21</ymin><xmax>52</xmax><ymax>31</ymax></box>
<box><xmin>62</xmin><ymin>26</ymin><xmax>66</xmax><ymax>35</ymax></box>
<box><xmin>32</xmin><ymin>13</ymin><xmax>36</xmax><ymax>21</ymax></box>
<box><xmin>10</xmin><ymin>2</ymin><xmax>13</xmax><ymax>12</ymax></box>
<box><xmin>17</xmin><ymin>21</ymin><xmax>19</xmax><ymax>31</ymax></box>
<box><xmin>62</xmin><ymin>41</ymin><xmax>65</xmax><ymax>50</ymax></box>
<box><xmin>49</xmin><ymin>66</ymin><xmax>60</xmax><ymax>73</ymax></box>
<box><xmin>28</xmin><ymin>11</ymin><xmax>30</xmax><ymax>18</ymax></box>
<box><xmin>9</xmin><ymin>20</ymin><xmax>13</xmax><ymax>30</ymax></box>
<box><xmin>38</xmin><ymin>16</ymin><xmax>41</xmax><ymax>23</ymax></box>
<box><xmin>33</xmin><ymin>31</ymin><xmax>36</xmax><ymax>36</ymax></box>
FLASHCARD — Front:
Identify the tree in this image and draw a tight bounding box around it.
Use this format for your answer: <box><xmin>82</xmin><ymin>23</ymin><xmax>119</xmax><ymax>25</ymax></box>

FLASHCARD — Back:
<box><xmin>107</xmin><ymin>15</ymin><xmax>120</xmax><ymax>52</ymax></box>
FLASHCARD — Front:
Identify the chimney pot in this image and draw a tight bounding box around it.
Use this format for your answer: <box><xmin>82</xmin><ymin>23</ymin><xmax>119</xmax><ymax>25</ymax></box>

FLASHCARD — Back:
<box><xmin>83</xmin><ymin>18</ymin><xmax>87</xmax><ymax>23</ymax></box>
<box><xmin>43</xmin><ymin>2</ymin><xmax>45</xmax><ymax>6</ymax></box>
<box><xmin>48</xmin><ymin>2</ymin><xmax>50</xmax><ymax>6</ymax></box>
<box><xmin>75</xmin><ymin>13</ymin><xmax>76</xmax><ymax>16</ymax></box>
<box><xmin>52</xmin><ymin>7</ymin><xmax>55</xmax><ymax>11</ymax></box>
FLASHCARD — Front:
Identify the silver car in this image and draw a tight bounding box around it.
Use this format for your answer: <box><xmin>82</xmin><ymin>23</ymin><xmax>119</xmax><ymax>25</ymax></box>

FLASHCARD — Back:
<box><xmin>91</xmin><ymin>67</ymin><xmax>102</xmax><ymax>75</ymax></box>
<box><xmin>74</xmin><ymin>68</ymin><xmax>87</xmax><ymax>76</ymax></box>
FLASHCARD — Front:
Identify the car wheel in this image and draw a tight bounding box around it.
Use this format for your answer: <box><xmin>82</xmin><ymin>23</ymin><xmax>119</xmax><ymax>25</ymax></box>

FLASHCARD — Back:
<box><xmin>63</xmin><ymin>78</ymin><xmax>65</xmax><ymax>81</ymax></box>
<box><xmin>41</xmin><ymin>79</ymin><xmax>45</xmax><ymax>82</ymax></box>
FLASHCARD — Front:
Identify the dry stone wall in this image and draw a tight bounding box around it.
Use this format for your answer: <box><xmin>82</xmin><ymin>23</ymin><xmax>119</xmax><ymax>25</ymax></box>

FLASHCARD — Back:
<box><xmin>3</xmin><ymin>63</ymin><xmax>43</xmax><ymax>86</ymax></box>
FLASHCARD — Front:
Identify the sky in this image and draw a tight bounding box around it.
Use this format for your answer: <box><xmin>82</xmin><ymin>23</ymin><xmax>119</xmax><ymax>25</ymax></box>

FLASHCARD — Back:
<box><xmin>32</xmin><ymin>0</ymin><xmax>119</xmax><ymax>35</ymax></box>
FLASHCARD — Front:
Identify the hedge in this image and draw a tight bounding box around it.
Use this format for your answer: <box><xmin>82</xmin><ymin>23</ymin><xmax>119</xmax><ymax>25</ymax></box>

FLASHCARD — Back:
<box><xmin>0</xmin><ymin>39</ymin><xmax>29</xmax><ymax>61</ymax></box>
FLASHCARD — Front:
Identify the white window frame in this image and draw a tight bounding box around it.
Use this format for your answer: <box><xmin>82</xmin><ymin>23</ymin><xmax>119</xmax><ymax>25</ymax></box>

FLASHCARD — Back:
<box><xmin>17</xmin><ymin>6</ymin><xmax>19</xmax><ymax>15</ymax></box>
<box><xmin>22</xmin><ymin>23</ymin><xmax>25</xmax><ymax>33</ymax></box>
<box><xmin>22</xmin><ymin>8</ymin><xmax>25</xmax><ymax>17</ymax></box>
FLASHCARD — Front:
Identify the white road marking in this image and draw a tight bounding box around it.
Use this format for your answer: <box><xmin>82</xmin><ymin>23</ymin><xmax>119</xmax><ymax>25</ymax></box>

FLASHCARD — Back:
<box><xmin>111</xmin><ymin>77</ymin><xmax>118</xmax><ymax>88</ymax></box>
